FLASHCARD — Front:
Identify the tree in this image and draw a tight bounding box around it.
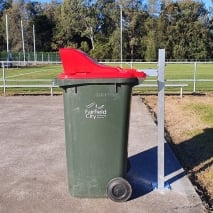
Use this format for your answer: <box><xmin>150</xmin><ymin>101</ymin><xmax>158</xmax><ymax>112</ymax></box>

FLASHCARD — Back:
<box><xmin>159</xmin><ymin>2</ymin><xmax>181</xmax><ymax>59</ymax></box>
<box><xmin>159</xmin><ymin>0</ymin><xmax>210</xmax><ymax>60</ymax></box>
<box><xmin>2</xmin><ymin>1</ymin><xmax>23</xmax><ymax>52</ymax></box>
<box><xmin>144</xmin><ymin>17</ymin><xmax>158</xmax><ymax>61</ymax></box>
<box><xmin>0</xmin><ymin>0</ymin><xmax>212</xmax><ymax>60</ymax></box>
<box><xmin>53</xmin><ymin>0</ymin><xmax>98</xmax><ymax>50</ymax></box>
<box><xmin>0</xmin><ymin>0</ymin><xmax>12</xmax><ymax>16</ymax></box>
<box><xmin>95</xmin><ymin>0</ymin><xmax>118</xmax><ymax>37</ymax></box>
<box><xmin>122</xmin><ymin>0</ymin><xmax>149</xmax><ymax>60</ymax></box>
<box><xmin>146</xmin><ymin>0</ymin><xmax>160</xmax><ymax>15</ymax></box>
<box><xmin>33</xmin><ymin>14</ymin><xmax>55</xmax><ymax>51</ymax></box>
<box><xmin>27</xmin><ymin>1</ymin><xmax>59</xmax><ymax>52</ymax></box>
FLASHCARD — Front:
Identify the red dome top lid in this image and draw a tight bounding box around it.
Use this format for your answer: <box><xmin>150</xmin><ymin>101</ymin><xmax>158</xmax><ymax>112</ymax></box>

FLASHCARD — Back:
<box><xmin>58</xmin><ymin>48</ymin><xmax>146</xmax><ymax>79</ymax></box>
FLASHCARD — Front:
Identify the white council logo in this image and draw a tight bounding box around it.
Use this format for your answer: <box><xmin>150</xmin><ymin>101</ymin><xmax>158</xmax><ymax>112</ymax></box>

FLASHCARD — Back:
<box><xmin>85</xmin><ymin>102</ymin><xmax>107</xmax><ymax>119</ymax></box>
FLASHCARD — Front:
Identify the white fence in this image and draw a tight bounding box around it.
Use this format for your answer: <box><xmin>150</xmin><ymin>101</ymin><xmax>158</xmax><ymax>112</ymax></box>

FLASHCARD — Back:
<box><xmin>102</xmin><ymin>61</ymin><xmax>213</xmax><ymax>93</ymax></box>
<box><xmin>1</xmin><ymin>61</ymin><xmax>213</xmax><ymax>95</ymax></box>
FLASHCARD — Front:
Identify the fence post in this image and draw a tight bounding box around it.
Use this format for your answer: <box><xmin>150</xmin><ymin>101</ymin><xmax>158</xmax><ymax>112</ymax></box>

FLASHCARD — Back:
<box><xmin>2</xmin><ymin>63</ymin><xmax>6</xmax><ymax>96</ymax></box>
<box><xmin>193</xmin><ymin>62</ymin><xmax>197</xmax><ymax>93</ymax></box>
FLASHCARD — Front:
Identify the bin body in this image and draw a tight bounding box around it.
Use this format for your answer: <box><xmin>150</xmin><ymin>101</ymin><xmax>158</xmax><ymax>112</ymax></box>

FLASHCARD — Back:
<box><xmin>57</xmin><ymin>48</ymin><xmax>146</xmax><ymax>198</ymax></box>
<box><xmin>61</xmin><ymin>80</ymin><xmax>135</xmax><ymax>197</ymax></box>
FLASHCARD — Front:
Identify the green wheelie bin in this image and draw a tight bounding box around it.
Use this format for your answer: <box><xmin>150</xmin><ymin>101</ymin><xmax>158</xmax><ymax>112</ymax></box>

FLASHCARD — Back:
<box><xmin>57</xmin><ymin>48</ymin><xmax>146</xmax><ymax>202</ymax></box>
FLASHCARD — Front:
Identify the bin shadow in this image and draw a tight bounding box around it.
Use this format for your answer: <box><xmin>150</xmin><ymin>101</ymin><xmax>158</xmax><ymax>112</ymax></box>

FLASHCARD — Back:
<box><xmin>126</xmin><ymin>143</ymin><xmax>185</xmax><ymax>200</ymax></box>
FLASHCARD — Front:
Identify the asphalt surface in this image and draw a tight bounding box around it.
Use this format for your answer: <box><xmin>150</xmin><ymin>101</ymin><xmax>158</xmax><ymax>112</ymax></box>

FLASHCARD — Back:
<box><xmin>0</xmin><ymin>95</ymin><xmax>207</xmax><ymax>213</ymax></box>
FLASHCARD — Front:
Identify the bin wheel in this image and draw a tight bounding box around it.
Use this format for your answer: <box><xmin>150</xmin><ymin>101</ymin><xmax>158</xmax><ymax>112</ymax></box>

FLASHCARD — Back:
<box><xmin>107</xmin><ymin>177</ymin><xmax>132</xmax><ymax>202</ymax></box>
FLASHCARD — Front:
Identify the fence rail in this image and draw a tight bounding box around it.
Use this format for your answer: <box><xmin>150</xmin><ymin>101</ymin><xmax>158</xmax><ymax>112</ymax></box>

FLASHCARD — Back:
<box><xmin>0</xmin><ymin>60</ymin><xmax>61</xmax><ymax>67</ymax></box>
<box><xmin>136</xmin><ymin>83</ymin><xmax>188</xmax><ymax>97</ymax></box>
<box><xmin>0</xmin><ymin>79</ymin><xmax>58</xmax><ymax>96</ymax></box>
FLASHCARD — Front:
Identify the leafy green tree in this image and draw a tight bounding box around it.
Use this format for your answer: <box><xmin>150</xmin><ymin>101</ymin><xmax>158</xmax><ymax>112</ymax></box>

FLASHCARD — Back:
<box><xmin>25</xmin><ymin>1</ymin><xmax>59</xmax><ymax>52</ymax></box>
<box><xmin>32</xmin><ymin>14</ymin><xmax>54</xmax><ymax>51</ymax></box>
<box><xmin>207</xmin><ymin>10</ymin><xmax>213</xmax><ymax>59</ymax></box>
<box><xmin>159</xmin><ymin>0</ymin><xmax>210</xmax><ymax>60</ymax></box>
<box><xmin>0</xmin><ymin>0</ymin><xmax>213</xmax><ymax>61</ymax></box>
<box><xmin>0</xmin><ymin>0</ymin><xmax>12</xmax><ymax>16</ymax></box>
<box><xmin>95</xmin><ymin>0</ymin><xmax>118</xmax><ymax>37</ymax></box>
<box><xmin>144</xmin><ymin>17</ymin><xmax>157</xmax><ymax>61</ymax></box>
<box><xmin>2</xmin><ymin>0</ymin><xmax>23</xmax><ymax>52</ymax></box>
<box><xmin>89</xmin><ymin>0</ymin><xmax>119</xmax><ymax>58</ymax></box>
<box><xmin>53</xmin><ymin>0</ymin><xmax>98</xmax><ymax>50</ymax></box>
<box><xmin>122</xmin><ymin>0</ymin><xmax>149</xmax><ymax>60</ymax></box>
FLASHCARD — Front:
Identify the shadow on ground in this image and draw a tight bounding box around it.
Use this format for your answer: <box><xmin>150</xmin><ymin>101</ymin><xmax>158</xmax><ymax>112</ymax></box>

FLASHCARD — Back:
<box><xmin>173</xmin><ymin>128</ymin><xmax>213</xmax><ymax>209</ymax></box>
<box><xmin>174</xmin><ymin>128</ymin><xmax>213</xmax><ymax>172</ymax></box>
<box><xmin>127</xmin><ymin>143</ymin><xmax>185</xmax><ymax>200</ymax></box>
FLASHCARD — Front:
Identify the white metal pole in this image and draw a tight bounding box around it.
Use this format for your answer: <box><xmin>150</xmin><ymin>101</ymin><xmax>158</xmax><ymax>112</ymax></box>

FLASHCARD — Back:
<box><xmin>21</xmin><ymin>20</ymin><xmax>26</xmax><ymax>64</ymax></box>
<box><xmin>157</xmin><ymin>49</ymin><xmax>165</xmax><ymax>190</ymax></box>
<box><xmin>5</xmin><ymin>14</ymin><xmax>10</xmax><ymax>68</ymax></box>
<box><xmin>33</xmin><ymin>24</ymin><xmax>36</xmax><ymax>64</ymax></box>
<box><xmin>2</xmin><ymin>64</ymin><xmax>6</xmax><ymax>96</ymax></box>
<box><xmin>120</xmin><ymin>5</ymin><xmax>123</xmax><ymax>68</ymax></box>
<box><xmin>6</xmin><ymin>14</ymin><xmax>9</xmax><ymax>55</ymax></box>
<box><xmin>193</xmin><ymin>62</ymin><xmax>197</xmax><ymax>93</ymax></box>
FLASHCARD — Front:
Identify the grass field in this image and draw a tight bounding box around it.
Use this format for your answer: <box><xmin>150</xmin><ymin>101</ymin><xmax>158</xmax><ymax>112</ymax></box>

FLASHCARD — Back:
<box><xmin>134</xmin><ymin>62</ymin><xmax>213</xmax><ymax>93</ymax></box>
<box><xmin>0</xmin><ymin>63</ymin><xmax>212</xmax><ymax>95</ymax></box>
<box><xmin>0</xmin><ymin>65</ymin><xmax>62</xmax><ymax>95</ymax></box>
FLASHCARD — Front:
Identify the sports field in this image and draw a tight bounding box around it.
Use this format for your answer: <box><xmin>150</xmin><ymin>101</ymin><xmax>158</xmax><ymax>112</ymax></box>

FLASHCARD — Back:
<box><xmin>0</xmin><ymin>63</ymin><xmax>212</xmax><ymax>95</ymax></box>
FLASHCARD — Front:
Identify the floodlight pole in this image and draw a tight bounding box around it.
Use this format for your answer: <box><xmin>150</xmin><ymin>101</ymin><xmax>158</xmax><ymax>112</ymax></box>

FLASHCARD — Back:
<box><xmin>21</xmin><ymin>20</ymin><xmax>26</xmax><ymax>65</ymax></box>
<box><xmin>5</xmin><ymin>14</ymin><xmax>9</xmax><ymax>55</ymax></box>
<box><xmin>5</xmin><ymin>13</ymin><xmax>11</xmax><ymax>67</ymax></box>
<box><xmin>33</xmin><ymin>24</ymin><xmax>36</xmax><ymax>64</ymax></box>
<box><xmin>120</xmin><ymin>5</ymin><xmax>123</xmax><ymax>68</ymax></box>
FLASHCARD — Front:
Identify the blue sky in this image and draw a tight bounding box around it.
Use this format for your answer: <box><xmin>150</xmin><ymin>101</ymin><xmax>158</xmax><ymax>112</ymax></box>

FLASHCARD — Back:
<box><xmin>202</xmin><ymin>0</ymin><xmax>212</xmax><ymax>8</ymax></box>
<box><xmin>37</xmin><ymin>0</ymin><xmax>212</xmax><ymax>9</ymax></box>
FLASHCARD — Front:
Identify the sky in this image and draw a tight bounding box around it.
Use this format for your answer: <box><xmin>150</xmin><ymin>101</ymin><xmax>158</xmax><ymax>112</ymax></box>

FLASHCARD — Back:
<box><xmin>199</xmin><ymin>0</ymin><xmax>212</xmax><ymax>8</ymax></box>
<box><xmin>37</xmin><ymin>0</ymin><xmax>212</xmax><ymax>9</ymax></box>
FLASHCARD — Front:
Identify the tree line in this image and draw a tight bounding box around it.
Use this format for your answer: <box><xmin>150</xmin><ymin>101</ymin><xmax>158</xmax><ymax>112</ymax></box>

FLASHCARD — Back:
<box><xmin>0</xmin><ymin>0</ymin><xmax>213</xmax><ymax>61</ymax></box>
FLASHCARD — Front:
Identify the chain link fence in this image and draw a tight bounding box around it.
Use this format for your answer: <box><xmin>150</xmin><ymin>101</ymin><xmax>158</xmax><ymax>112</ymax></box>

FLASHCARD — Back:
<box><xmin>0</xmin><ymin>52</ymin><xmax>60</xmax><ymax>63</ymax></box>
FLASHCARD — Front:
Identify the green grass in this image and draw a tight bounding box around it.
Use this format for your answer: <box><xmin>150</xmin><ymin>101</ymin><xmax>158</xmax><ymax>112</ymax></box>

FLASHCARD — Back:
<box><xmin>0</xmin><ymin>65</ymin><xmax>63</xmax><ymax>95</ymax></box>
<box><xmin>0</xmin><ymin>63</ymin><xmax>212</xmax><ymax>95</ymax></box>
<box><xmin>181</xmin><ymin>102</ymin><xmax>213</xmax><ymax>139</ymax></box>
<box><xmin>187</xmin><ymin>103</ymin><xmax>213</xmax><ymax>125</ymax></box>
<box><xmin>2</xmin><ymin>64</ymin><xmax>62</xmax><ymax>80</ymax></box>
<box><xmin>133</xmin><ymin>62</ymin><xmax>213</xmax><ymax>93</ymax></box>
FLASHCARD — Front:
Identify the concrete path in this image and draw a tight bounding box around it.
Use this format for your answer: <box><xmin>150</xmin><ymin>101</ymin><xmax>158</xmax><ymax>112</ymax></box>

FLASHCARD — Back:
<box><xmin>0</xmin><ymin>96</ymin><xmax>206</xmax><ymax>213</ymax></box>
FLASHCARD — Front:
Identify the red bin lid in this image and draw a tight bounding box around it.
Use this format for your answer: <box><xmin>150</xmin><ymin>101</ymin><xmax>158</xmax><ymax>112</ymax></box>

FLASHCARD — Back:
<box><xmin>58</xmin><ymin>48</ymin><xmax>146</xmax><ymax>79</ymax></box>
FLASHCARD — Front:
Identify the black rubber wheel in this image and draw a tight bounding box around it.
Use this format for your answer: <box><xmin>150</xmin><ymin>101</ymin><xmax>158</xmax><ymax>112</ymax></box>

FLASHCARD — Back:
<box><xmin>107</xmin><ymin>177</ymin><xmax>132</xmax><ymax>202</ymax></box>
